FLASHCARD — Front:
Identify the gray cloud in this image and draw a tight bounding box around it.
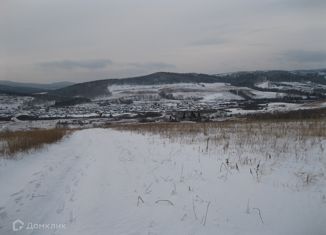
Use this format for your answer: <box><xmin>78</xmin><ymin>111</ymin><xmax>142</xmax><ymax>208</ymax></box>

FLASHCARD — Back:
<box><xmin>284</xmin><ymin>0</ymin><xmax>326</xmax><ymax>7</ymax></box>
<box><xmin>284</xmin><ymin>50</ymin><xmax>326</xmax><ymax>63</ymax></box>
<box><xmin>1</xmin><ymin>0</ymin><xmax>325</xmax><ymax>83</ymax></box>
<box><xmin>23</xmin><ymin>59</ymin><xmax>177</xmax><ymax>83</ymax></box>
<box><xmin>127</xmin><ymin>62</ymin><xmax>176</xmax><ymax>71</ymax></box>
<box><xmin>191</xmin><ymin>38</ymin><xmax>228</xmax><ymax>46</ymax></box>
<box><xmin>38</xmin><ymin>59</ymin><xmax>175</xmax><ymax>72</ymax></box>
<box><xmin>39</xmin><ymin>59</ymin><xmax>113</xmax><ymax>70</ymax></box>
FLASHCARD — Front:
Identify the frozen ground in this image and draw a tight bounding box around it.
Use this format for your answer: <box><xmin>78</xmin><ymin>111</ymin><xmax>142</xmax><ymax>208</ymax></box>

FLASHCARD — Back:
<box><xmin>0</xmin><ymin>127</ymin><xmax>325</xmax><ymax>235</ymax></box>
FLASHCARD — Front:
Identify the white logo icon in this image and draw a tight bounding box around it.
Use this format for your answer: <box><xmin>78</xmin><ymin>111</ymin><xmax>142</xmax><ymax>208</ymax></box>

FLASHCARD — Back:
<box><xmin>12</xmin><ymin>219</ymin><xmax>24</xmax><ymax>232</ymax></box>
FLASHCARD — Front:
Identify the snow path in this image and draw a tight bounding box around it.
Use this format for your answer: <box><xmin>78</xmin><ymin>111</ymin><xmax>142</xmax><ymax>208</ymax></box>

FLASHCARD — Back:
<box><xmin>0</xmin><ymin>129</ymin><xmax>325</xmax><ymax>235</ymax></box>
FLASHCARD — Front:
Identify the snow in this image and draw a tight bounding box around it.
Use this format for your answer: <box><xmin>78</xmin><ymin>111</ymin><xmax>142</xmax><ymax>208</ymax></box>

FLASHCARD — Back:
<box><xmin>255</xmin><ymin>81</ymin><xmax>326</xmax><ymax>93</ymax></box>
<box><xmin>248</xmin><ymin>90</ymin><xmax>285</xmax><ymax>99</ymax></box>
<box><xmin>108</xmin><ymin>83</ymin><xmax>230</xmax><ymax>93</ymax></box>
<box><xmin>266</xmin><ymin>102</ymin><xmax>301</xmax><ymax>111</ymax></box>
<box><xmin>105</xmin><ymin>83</ymin><xmax>243</xmax><ymax>101</ymax></box>
<box><xmin>0</xmin><ymin>120</ymin><xmax>58</xmax><ymax>132</ymax></box>
<box><xmin>0</xmin><ymin>128</ymin><xmax>325</xmax><ymax>235</ymax></box>
<box><xmin>279</xmin><ymin>82</ymin><xmax>326</xmax><ymax>91</ymax></box>
<box><xmin>228</xmin><ymin>108</ymin><xmax>261</xmax><ymax>115</ymax></box>
<box><xmin>0</xmin><ymin>95</ymin><xmax>34</xmax><ymax>115</ymax></box>
<box><xmin>201</xmin><ymin>92</ymin><xmax>242</xmax><ymax>102</ymax></box>
<box><xmin>255</xmin><ymin>81</ymin><xmax>275</xmax><ymax>89</ymax></box>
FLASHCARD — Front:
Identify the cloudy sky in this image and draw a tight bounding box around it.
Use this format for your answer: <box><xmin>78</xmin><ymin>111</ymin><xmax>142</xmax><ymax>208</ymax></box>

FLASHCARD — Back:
<box><xmin>1</xmin><ymin>0</ymin><xmax>326</xmax><ymax>83</ymax></box>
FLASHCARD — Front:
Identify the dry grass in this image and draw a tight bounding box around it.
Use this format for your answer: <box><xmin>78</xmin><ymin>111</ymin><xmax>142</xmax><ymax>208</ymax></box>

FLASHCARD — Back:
<box><xmin>110</xmin><ymin>118</ymin><xmax>326</xmax><ymax>163</ymax></box>
<box><xmin>0</xmin><ymin>128</ymin><xmax>71</xmax><ymax>158</ymax></box>
<box><xmin>110</xmin><ymin>118</ymin><xmax>326</xmax><ymax>139</ymax></box>
<box><xmin>112</xmin><ymin>118</ymin><xmax>326</xmax><ymax>188</ymax></box>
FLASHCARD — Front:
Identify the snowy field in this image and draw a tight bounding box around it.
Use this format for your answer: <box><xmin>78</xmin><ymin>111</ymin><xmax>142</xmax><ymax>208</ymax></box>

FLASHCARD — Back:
<box><xmin>255</xmin><ymin>81</ymin><xmax>326</xmax><ymax>93</ymax></box>
<box><xmin>0</xmin><ymin>121</ymin><xmax>325</xmax><ymax>235</ymax></box>
<box><xmin>105</xmin><ymin>83</ymin><xmax>243</xmax><ymax>102</ymax></box>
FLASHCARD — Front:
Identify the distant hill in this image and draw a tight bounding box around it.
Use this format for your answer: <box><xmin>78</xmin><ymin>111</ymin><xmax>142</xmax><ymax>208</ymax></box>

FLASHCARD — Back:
<box><xmin>0</xmin><ymin>81</ymin><xmax>74</xmax><ymax>90</ymax></box>
<box><xmin>50</xmin><ymin>70</ymin><xmax>326</xmax><ymax>98</ymax></box>
<box><xmin>2</xmin><ymin>70</ymin><xmax>325</xmax><ymax>99</ymax></box>
<box><xmin>215</xmin><ymin>70</ymin><xmax>326</xmax><ymax>87</ymax></box>
<box><xmin>0</xmin><ymin>84</ymin><xmax>46</xmax><ymax>95</ymax></box>
<box><xmin>50</xmin><ymin>72</ymin><xmax>220</xmax><ymax>98</ymax></box>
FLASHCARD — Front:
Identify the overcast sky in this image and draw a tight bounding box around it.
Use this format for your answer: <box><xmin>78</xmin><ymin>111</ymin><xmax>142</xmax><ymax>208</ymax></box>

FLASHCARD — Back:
<box><xmin>1</xmin><ymin>0</ymin><xmax>326</xmax><ymax>83</ymax></box>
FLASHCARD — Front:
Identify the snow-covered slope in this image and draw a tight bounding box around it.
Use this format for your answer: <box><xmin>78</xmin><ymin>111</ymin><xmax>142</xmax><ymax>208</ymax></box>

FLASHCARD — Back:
<box><xmin>0</xmin><ymin>128</ymin><xmax>325</xmax><ymax>235</ymax></box>
<box><xmin>104</xmin><ymin>83</ymin><xmax>243</xmax><ymax>102</ymax></box>
<box><xmin>255</xmin><ymin>81</ymin><xmax>326</xmax><ymax>93</ymax></box>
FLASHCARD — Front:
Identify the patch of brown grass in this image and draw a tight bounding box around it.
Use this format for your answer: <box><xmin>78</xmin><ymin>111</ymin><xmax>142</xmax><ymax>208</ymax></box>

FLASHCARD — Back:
<box><xmin>110</xmin><ymin>117</ymin><xmax>326</xmax><ymax>139</ymax></box>
<box><xmin>0</xmin><ymin>128</ymin><xmax>71</xmax><ymax>158</ymax></box>
<box><xmin>109</xmin><ymin>118</ymin><xmax>326</xmax><ymax>166</ymax></box>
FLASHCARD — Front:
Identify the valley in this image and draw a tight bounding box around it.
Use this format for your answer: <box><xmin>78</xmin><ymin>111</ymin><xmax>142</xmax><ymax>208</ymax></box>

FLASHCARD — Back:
<box><xmin>1</xmin><ymin>71</ymin><xmax>326</xmax><ymax>131</ymax></box>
